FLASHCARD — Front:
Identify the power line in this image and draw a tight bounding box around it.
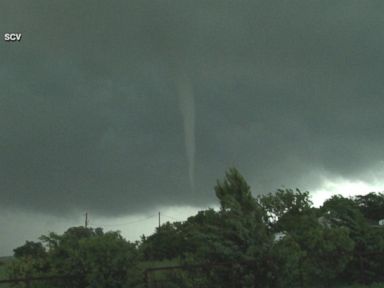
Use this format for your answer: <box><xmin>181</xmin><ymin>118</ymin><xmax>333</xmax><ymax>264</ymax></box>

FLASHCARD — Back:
<box><xmin>81</xmin><ymin>211</ymin><xmax>191</xmax><ymax>230</ymax></box>
<box><xmin>161</xmin><ymin>214</ymin><xmax>180</xmax><ymax>221</ymax></box>
<box><xmin>92</xmin><ymin>214</ymin><xmax>157</xmax><ymax>228</ymax></box>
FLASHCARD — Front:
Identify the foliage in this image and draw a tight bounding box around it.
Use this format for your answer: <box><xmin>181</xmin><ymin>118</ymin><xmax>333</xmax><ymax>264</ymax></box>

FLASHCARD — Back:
<box><xmin>7</xmin><ymin>227</ymin><xmax>141</xmax><ymax>288</ymax></box>
<box><xmin>257</xmin><ymin>188</ymin><xmax>313</xmax><ymax>230</ymax></box>
<box><xmin>13</xmin><ymin>241</ymin><xmax>46</xmax><ymax>259</ymax></box>
<box><xmin>354</xmin><ymin>192</ymin><xmax>384</xmax><ymax>223</ymax></box>
<box><xmin>320</xmin><ymin>194</ymin><xmax>384</xmax><ymax>284</ymax></box>
<box><xmin>140</xmin><ymin>221</ymin><xmax>186</xmax><ymax>261</ymax></box>
<box><xmin>7</xmin><ymin>169</ymin><xmax>384</xmax><ymax>287</ymax></box>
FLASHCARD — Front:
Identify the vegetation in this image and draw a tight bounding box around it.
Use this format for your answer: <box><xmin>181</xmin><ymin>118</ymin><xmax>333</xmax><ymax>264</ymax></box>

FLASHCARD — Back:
<box><xmin>2</xmin><ymin>168</ymin><xmax>384</xmax><ymax>287</ymax></box>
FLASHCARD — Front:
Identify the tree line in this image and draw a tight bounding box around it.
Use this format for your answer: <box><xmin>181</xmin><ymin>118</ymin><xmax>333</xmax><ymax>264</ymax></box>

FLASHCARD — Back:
<box><xmin>4</xmin><ymin>168</ymin><xmax>384</xmax><ymax>287</ymax></box>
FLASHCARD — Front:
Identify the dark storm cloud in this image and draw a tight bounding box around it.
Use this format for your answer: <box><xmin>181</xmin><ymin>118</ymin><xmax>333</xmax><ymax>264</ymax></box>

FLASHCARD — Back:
<box><xmin>1</xmin><ymin>0</ymin><xmax>384</xmax><ymax>216</ymax></box>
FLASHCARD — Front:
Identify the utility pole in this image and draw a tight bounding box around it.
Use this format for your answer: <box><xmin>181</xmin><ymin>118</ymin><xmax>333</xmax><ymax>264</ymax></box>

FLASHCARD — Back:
<box><xmin>85</xmin><ymin>212</ymin><xmax>88</xmax><ymax>228</ymax></box>
<box><xmin>158</xmin><ymin>212</ymin><xmax>161</xmax><ymax>229</ymax></box>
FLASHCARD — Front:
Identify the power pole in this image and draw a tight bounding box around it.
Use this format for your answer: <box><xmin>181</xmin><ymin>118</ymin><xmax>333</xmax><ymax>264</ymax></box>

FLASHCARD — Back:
<box><xmin>158</xmin><ymin>212</ymin><xmax>161</xmax><ymax>229</ymax></box>
<box><xmin>85</xmin><ymin>212</ymin><xmax>88</xmax><ymax>228</ymax></box>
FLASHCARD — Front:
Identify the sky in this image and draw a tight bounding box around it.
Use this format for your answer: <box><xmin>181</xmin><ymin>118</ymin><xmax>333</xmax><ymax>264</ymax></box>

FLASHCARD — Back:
<box><xmin>1</xmin><ymin>0</ymin><xmax>384</xmax><ymax>255</ymax></box>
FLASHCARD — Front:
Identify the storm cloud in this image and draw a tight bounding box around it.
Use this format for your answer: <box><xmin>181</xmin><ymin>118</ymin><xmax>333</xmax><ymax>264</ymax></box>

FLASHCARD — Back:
<box><xmin>1</xmin><ymin>0</ymin><xmax>384</xmax><ymax>217</ymax></box>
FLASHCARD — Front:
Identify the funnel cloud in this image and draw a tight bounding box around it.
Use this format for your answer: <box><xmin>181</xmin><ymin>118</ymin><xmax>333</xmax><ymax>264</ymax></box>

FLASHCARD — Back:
<box><xmin>177</xmin><ymin>74</ymin><xmax>196</xmax><ymax>193</ymax></box>
<box><xmin>1</xmin><ymin>0</ymin><xmax>384</xmax><ymax>219</ymax></box>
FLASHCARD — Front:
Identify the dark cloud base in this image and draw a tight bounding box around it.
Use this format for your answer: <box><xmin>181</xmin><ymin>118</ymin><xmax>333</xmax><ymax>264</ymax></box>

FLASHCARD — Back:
<box><xmin>1</xmin><ymin>1</ymin><xmax>384</xmax><ymax>216</ymax></box>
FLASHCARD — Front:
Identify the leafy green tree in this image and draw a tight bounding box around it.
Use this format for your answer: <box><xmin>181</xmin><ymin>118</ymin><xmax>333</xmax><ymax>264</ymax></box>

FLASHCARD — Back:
<box><xmin>9</xmin><ymin>169</ymin><xmax>384</xmax><ymax>288</ymax></box>
<box><xmin>298</xmin><ymin>225</ymin><xmax>354</xmax><ymax>286</ymax></box>
<box><xmin>321</xmin><ymin>195</ymin><xmax>366</xmax><ymax>233</ymax></box>
<box><xmin>343</xmin><ymin>225</ymin><xmax>384</xmax><ymax>284</ymax></box>
<box><xmin>188</xmin><ymin>168</ymin><xmax>271</xmax><ymax>287</ymax></box>
<box><xmin>140</xmin><ymin>221</ymin><xmax>186</xmax><ymax>261</ymax></box>
<box><xmin>257</xmin><ymin>188</ymin><xmax>313</xmax><ymax>232</ymax></box>
<box><xmin>320</xmin><ymin>195</ymin><xmax>384</xmax><ymax>284</ymax></box>
<box><xmin>354</xmin><ymin>192</ymin><xmax>384</xmax><ymax>223</ymax></box>
<box><xmin>267</xmin><ymin>236</ymin><xmax>304</xmax><ymax>287</ymax></box>
<box><xmin>8</xmin><ymin>227</ymin><xmax>141</xmax><ymax>288</ymax></box>
<box><xmin>259</xmin><ymin>189</ymin><xmax>356</xmax><ymax>287</ymax></box>
<box><xmin>7</xmin><ymin>242</ymin><xmax>50</xmax><ymax>287</ymax></box>
<box><xmin>13</xmin><ymin>241</ymin><xmax>46</xmax><ymax>259</ymax></box>
<box><xmin>215</xmin><ymin>168</ymin><xmax>260</xmax><ymax>215</ymax></box>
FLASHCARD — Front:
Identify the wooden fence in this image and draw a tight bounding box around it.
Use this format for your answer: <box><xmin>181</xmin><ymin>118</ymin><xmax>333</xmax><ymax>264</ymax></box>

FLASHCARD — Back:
<box><xmin>0</xmin><ymin>275</ymin><xmax>74</xmax><ymax>287</ymax></box>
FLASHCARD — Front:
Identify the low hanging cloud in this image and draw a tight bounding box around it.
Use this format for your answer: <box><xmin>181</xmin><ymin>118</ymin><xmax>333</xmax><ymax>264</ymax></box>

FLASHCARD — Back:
<box><xmin>1</xmin><ymin>1</ymin><xmax>384</xmax><ymax>217</ymax></box>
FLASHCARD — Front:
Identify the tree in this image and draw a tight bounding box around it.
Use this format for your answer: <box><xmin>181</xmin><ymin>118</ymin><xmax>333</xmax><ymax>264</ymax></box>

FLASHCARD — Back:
<box><xmin>321</xmin><ymin>195</ymin><xmax>366</xmax><ymax>233</ymax></box>
<box><xmin>258</xmin><ymin>189</ymin><xmax>356</xmax><ymax>287</ymax></box>
<box><xmin>320</xmin><ymin>195</ymin><xmax>384</xmax><ymax>284</ymax></box>
<box><xmin>13</xmin><ymin>241</ymin><xmax>46</xmax><ymax>259</ymax></box>
<box><xmin>267</xmin><ymin>236</ymin><xmax>304</xmax><ymax>287</ymax></box>
<box><xmin>195</xmin><ymin>168</ymin><xmax>271</xmax><ymax>287</ymax></box>
<box><xmin>354</xmin><ymin>192</ymin><xmax>384</xmax><ymax>223</ymax></box>
<box><xmin>298</xmin><ymin>224</ymin><xmax>354</xmax><ymax>286</ymax></box>
<box><xmin>140</xmin><ymin>221</ymin><xmax>186</xmax><ymax>261</ymax></box>
<box><xmin>257</xmin><ymin>188</ymin><xmax>313</xmax><ymax>232</ymax></box>
<box><xmin>8</xmin><ymin>227</ymin><xmax>141</xmax><ymax>288</ymax></box>
<box><xmin>10</xmin><ymin>169</ymin><xmax>384</xmax><ymax>287</ymax></box>
<box><xmin>215</xmin><ymin>168</ymin><xmax>260</xmax><ymax>215</ymax></box>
